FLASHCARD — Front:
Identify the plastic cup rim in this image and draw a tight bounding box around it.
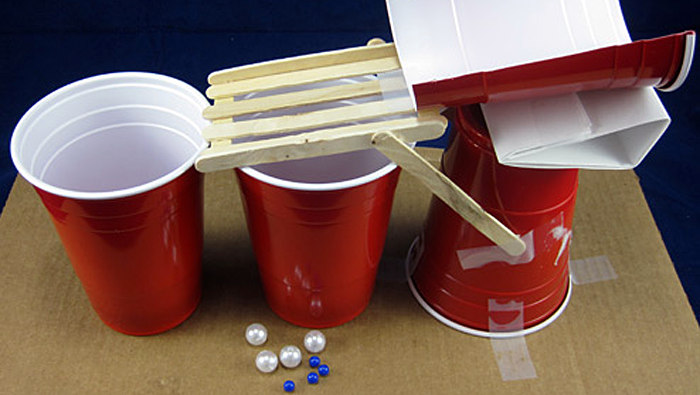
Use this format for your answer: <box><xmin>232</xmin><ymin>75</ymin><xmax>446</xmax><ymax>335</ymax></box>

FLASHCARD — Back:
<box><xmin>238</xmin><ymin>160</ymin><xmax>399</xmax><ymax>192</ymax></box>
<box><xmin>10</xmin><ymin>71</ymin><xmax>209</xmax><ymax>201</ymax></box>
<box><xmin>405</xmin><ymin>237</ymin><xmax>571</xmax><ymax>338</ymax></box>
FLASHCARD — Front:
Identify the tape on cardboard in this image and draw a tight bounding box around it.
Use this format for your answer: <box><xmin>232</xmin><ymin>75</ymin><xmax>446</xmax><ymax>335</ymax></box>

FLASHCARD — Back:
<box><xmin>569</xmin><ymin>255</ymin><xmax>617</xmax><ymax>285</ymax></box>
<box><xmin>490</xmin><ymin>336</ymin><xmax>538</xmax><ymax>381</ymax></box>
<box><xmin>488</xmin><ymin>298</ymin><xmax>537</xmax><ymax>381</ymax></box>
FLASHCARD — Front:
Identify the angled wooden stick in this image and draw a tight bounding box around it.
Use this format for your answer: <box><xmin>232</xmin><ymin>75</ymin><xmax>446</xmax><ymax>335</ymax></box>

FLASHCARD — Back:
<box><xmin>371</xmin><ymin>131</ymin><xmax>527</xmax><ymax>256</ymax></box>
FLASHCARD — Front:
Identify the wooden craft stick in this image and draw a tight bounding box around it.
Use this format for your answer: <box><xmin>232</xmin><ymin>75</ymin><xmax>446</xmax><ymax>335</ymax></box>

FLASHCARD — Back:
<box><xmin>204</xmin><ymin>77</ymin><xmax>404</xmax><ymax>120</ymax></box>
<box><xmin>196</xmin><ymin>114</ymin><xmax>447</xmax><ymax>173</ymax></box>
<box><xmin>206</xmin><ymin>56</ymin><xmax>401</xmax><ymax>99</ymax></box>
<box><xmin>208</xmin><ymin>42</ymin><xmax>397</xmax><ymax>85</ymax></box>
<box><xmin>210</xmin><ymin>98</ymin><xmax>233</xmax><ymax>147</ymax></box>
<box><xmin>202</xmin><ymin>96</ymin><xmax>415</xmax><ymax>141</ymax></box>
<box><xmin>371</xmin><ymin>131</ymin><xmax>527</xmax><ymax>256</ymax></box>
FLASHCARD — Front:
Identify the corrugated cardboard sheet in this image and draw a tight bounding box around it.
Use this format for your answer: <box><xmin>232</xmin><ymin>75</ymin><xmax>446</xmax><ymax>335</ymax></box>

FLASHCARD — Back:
<box><xmin>1</xmin><ymin>148</ymin><xmax>698</xmax><ymax>394</ymax></box>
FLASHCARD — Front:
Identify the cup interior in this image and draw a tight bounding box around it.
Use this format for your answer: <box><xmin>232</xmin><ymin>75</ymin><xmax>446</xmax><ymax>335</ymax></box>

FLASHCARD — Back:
<box><xmin>237</xmin><ymin>77</ymin><xmax>399</xmax><ymax>191</ymax></box>
<box><xmin>11</xmin><ymin>72</ymin><xmax>209</xmax><ymax>199</ymax></box>
<box><xmin>250</xmin><ymin>149</ymin><xmax>392</xmax><ymax>185</ymax></box>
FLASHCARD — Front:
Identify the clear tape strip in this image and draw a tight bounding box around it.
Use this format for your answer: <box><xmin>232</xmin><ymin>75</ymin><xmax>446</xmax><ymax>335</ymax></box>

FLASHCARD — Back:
<box><xmin>490</xmin><ymin>336</ymin><xmax>538</xmax><ymax>381</ymax></box>
<box><xmin>570</xmin><ymin>255</ymin><xmax>617</xmax><ymax>285</ymax></box>
<box><xmin>488</xmin><ymin>297</ymin><xmax>537</xmax><ymax>381</ymax></box>
<box><xmin>488</xmin><ymin>299</ymin><xmax>524</xmax><ymax>332</ymax></box>
<box><xmin>376</xmin><ymin>69</ymin><xmax>417</xmax><ymax>115</ymax></box>
<box><xmin>456</xmin><ymin>211</ymin><xmax>571</xmax><ymax>271</ymax></box>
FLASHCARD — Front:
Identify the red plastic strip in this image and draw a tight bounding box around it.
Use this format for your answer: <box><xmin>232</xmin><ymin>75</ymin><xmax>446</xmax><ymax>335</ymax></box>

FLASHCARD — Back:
<box><xmin>413</xmin><ymin>31</ymin><xmax>694</xmax><ymax>108</ymax></box>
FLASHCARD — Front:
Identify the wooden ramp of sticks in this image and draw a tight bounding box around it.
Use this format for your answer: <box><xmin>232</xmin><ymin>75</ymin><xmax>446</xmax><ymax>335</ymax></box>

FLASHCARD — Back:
<box><xmin>195</xmin><ymin>39</ymin><xmax>525</xmax><ymax>256</ymax></box>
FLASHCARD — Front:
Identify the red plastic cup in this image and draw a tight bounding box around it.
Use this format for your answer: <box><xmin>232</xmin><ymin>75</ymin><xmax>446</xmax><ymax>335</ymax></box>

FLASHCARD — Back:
<box><xmin>236</xmin><ymin>149</ymin><xmax>401</xmax><ymax>328</ymax></box>
<box><xmin>408</xmin><ymin>105</ymin><xmax>579</xmax><ymax>337</ymax></box>
<box><xmin>10</xmin><ymin>72</ymin><xmax>209</xmax><ymax>335</ymax></box>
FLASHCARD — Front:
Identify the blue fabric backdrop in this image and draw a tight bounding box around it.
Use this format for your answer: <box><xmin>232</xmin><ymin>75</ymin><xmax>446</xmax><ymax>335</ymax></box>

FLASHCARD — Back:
<box><xmin>1</xmin><ymin>1</ymin><xmax>697</xmax><ymax>319</ymax></box>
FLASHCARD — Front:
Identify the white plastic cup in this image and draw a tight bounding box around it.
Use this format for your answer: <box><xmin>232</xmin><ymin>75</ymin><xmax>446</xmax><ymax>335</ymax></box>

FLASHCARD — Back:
<box><xmin>11</xmin><ymin>72</ymin><xmax>208</xmax><ymax>198</ymax></box>
<box><xmin>10</xmin><ymin>72</ymin><xmax>209</xmax><ymax>335</ymax></box>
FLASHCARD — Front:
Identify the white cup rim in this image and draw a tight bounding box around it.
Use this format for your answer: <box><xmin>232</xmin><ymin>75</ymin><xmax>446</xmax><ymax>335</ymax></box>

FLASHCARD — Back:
<box><xmin>239</xmin><ymin>160</ymin><xmax>399</xmax><ymax>192</ymax></box>
<box><xmin>10</xmin><ymin>72</ymin><xmax>209</xmax><ymax>200</ymax></box>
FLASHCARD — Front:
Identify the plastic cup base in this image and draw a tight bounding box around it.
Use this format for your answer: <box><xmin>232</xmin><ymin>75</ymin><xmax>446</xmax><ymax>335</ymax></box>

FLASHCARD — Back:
<box><xmin>267</xmin><ymin>298</ymin><xmax>370</xmax><ymax>329</ymax></box>
<box><xmin>405</xmin><ymin>237</ymin><xmax>572</xmax><ymax>339</ymax></box>
<box><xmin>97</xmin><ymin>291</ymin><xmax>202</xmax><ymax>336</ymax></box>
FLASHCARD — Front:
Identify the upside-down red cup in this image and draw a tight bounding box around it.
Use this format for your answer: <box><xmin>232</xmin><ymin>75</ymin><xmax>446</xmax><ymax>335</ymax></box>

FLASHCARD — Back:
<box><xmin>10</xmin><ymin>72</ymin><xmax>209</xmax><ymax>335</ymax></box>
<box><xmin>236</xmin><ymin>149</ymin><xmax>401</xmax><ymax>328</ymax></box>
<box><xmin>408</xmin><ymin>105</ymin><xmax>579</xmax><ymax>337</ymax></box>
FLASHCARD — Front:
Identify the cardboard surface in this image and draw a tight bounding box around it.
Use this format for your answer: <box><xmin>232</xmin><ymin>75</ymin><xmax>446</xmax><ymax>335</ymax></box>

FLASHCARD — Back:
<box><xmin>1</xmin><ymin>148</ymin><xmax>699</xmax><ymax>394</ymax></box>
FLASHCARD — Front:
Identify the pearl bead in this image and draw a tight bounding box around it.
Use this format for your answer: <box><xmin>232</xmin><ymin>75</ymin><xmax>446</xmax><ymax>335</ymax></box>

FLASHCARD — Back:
<box><xmin>283</xmin><ymin>380</ymin><xmax>295</xmax><ymax>392</ymax></box>
<box><xmin>279</xmin><ymin>345</ymin><xmax>302</xmax><ymax>369</ymax></box>
<box><xmin>307</xmin><ymin>372</ymin><xmax>319</xmax><ymax>385</ymax></box>
<box><xmin>245</xmin><ymin>323</ymin><xmax>268</xmax><ymax>346</ymax></box>
<box><xmin>318</xmin><ymin>364</ymin><xmax>330</xmax><ymax>377</ymax></box>
<box><xmin>309</xmin><ymin>356</ymin><xmax>321</xmax><ymax>368</ymax></box>
<box><xmin>255</xmin><ymin>350</ymin><xmax>278</xmax><ymax>373</ymax></box>
<box><xmin>303</xmin><ymin>330</ymin><xmax>326</xmax><ymax>353</ymax></box>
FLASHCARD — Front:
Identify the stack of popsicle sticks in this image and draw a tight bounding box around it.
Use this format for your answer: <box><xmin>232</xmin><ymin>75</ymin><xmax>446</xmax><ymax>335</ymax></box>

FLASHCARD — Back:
<box><xmin>195</xmin><ymin>39</ymin><xmax>526</xmax><ymax>256</ymax></box>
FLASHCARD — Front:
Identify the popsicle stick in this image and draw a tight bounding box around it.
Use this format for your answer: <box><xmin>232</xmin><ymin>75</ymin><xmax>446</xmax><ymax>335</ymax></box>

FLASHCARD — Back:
<box><xmin>204</xmin><ymin>77</ymin><xmax>403</xmax><ymax>120</ymax></box>
<box><xmin>371</xmin><ymin>131</ymin><xmax>527</xmax><ymax>256</ymax></box>
<box><xmin>206</xmin><ymin>56</ymin><xmax>401</xmax><ymax>99</ymax></box>
<box><xmin>208</xmin><ymin>42</ymin><xmax>397</xmax><ymax>85</ymax></box>
<box><xmin>196</xmin><ymin>113</ymin><xmax>447</xmax><ymax>173</ymax></box>
<box><xmin>202</xmin><ymin>96</ymin><xmax>415</xmax><ymax>141</ymax></box>
<box><xmin>210</xmin><ymin>98</ymin><xmax>233</xmax><ymax>147</ymax></box>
